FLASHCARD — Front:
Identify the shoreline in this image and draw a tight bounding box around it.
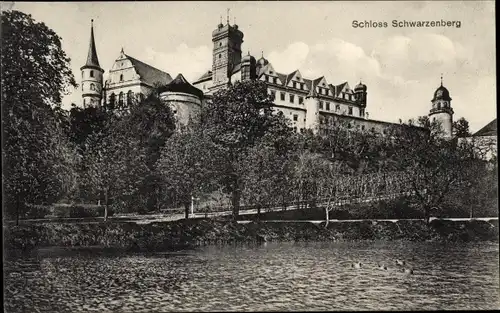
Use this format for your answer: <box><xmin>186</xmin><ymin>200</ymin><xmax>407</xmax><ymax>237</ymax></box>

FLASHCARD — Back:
<box><xmin>4</xmin><ymin>218</ymin><xmax>499</xmax><ymax>257</ymax></box>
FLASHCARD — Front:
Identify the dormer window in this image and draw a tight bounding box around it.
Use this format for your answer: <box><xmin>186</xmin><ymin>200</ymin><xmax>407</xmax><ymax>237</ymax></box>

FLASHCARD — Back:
<box><xmin>300</xmin><ymin>83</ymin><xmax>304</xmax><ymax>90</ymax></box>
<box><xmin>293</xmin><ymin>82</ymin><xmax>297</xmax><ymax>89</ymax></box>
<box><xmin>273</xmin><ymin>77</ymin><xmax>277</xmax><ymax>84</ymax></box>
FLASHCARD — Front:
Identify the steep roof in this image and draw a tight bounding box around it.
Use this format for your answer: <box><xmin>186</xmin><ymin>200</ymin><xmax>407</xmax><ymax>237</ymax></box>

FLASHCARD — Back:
<box><xmin>83</xmin><ymin>20</ymin><xmax>101</xmax><ymax>69</ymax></box>
<box><xmin>126</xmin><ymin>54</ymin><xmax>172</xmax><ymax>86</ymax></box>
<box><xmin>335</xmin><ymin>82</ymin><xmax>348</xmax><ymax>96</ymax></box>
<box><xmin>473</xmin><ymin>119</ymin><xmax>497</xmax><ymax>137</ymax></box>
<box><xmin>194</xmin><ymin>70</ymin><xmax>213</xmax><ymax>82</ymax></box>
<box><xmin>159</xmin><ymin>73</ymin><xmax>203</xmax><ymax>99</ymax></box>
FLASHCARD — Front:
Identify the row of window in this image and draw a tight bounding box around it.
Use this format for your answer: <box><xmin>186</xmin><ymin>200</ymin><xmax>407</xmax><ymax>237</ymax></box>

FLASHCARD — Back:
<box><xmin>108</xmin><ymin>90</ymin><xmax>143</xmax><ymax>105</ymax></box>
<box><xmin>265</xmin><ymin>76</ymin><xmax>332</xmax><ymax>96</ymax></box>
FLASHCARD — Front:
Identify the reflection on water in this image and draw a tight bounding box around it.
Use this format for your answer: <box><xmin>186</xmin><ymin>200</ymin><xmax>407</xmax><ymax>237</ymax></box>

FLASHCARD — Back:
<box><xmin>4</xmin><ymin>241</ymin><xmax>500</xmax><ymax>312</ymax></box>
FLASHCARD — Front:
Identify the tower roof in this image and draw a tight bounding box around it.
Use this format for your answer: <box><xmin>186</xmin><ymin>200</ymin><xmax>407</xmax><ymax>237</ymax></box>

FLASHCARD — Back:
<box><xmin>82</xmin><ymin>20</ymin><xmax>102</xmax><ymax>70</ymax></box>
<box><xmin>159</xmin><ymin>73</ymin><xmax>203</xmax><ymax>99</ymax></box>
<box><xmin>432</xmin><ymin>85</ymin><xmax>451</xmax><ymax>101</ymax></box>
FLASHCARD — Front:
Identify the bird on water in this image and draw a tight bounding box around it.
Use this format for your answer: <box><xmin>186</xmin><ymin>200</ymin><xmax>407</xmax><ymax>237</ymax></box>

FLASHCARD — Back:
<box><xmin>377</xmin><ymin>263</ymin><xmax>387</xmax><ymax>270</ymax></box>
<box><xmin>351</xmin><ymin>262</ymin><xmax>362</xmax><ymax>269</ymax></box>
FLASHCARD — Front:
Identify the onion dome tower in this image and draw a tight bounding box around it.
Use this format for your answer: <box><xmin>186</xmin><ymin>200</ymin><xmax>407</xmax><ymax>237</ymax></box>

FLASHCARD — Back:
<box><xmin>80</xmin><ymin>19</ymin><xmax>104</xmax><ymax>108</ymax></box>
<box><xmin>429</xmin><ymin>74</ymin><xmax>454</xmax><ymax>138</ymax></box>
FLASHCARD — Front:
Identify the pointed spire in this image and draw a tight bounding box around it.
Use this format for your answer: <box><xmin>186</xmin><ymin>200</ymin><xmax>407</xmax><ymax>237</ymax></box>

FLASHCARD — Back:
<box><xmin>440</xmin><ymin>73</ymin><xmax>443</xmax><ymax>86</ymax></box>
<box><xmin>227</xmin><ymin>8</ymin><xmax>230</xmax><ymax>24</ymax></box>
<box><xmin>261</xmin><ymin>51</ymin><xmax>264</xmax><ymax>58</ymax></box>
<box><xmin>84</xmin><ymin>19</ymin><xmax>101</xmax><ymax>68</ymax></box>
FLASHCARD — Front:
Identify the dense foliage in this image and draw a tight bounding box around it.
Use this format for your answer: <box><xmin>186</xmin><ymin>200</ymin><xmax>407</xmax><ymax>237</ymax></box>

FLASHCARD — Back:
<box><xmin>2</xmin><ymin>10</ymin><xmax>496</xmax><ymax>224</ymax></box>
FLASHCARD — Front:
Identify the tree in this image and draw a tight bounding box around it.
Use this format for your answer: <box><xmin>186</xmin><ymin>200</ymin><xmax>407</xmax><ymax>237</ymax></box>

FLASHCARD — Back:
<box><xmin>453</xmin><ymin>117</ymin><xmax>471</xmax><ymax>138</ymax></box>
<box><xmin>157</xmin><ymin>125</ymin><xmax>216</xmax><ymax>219</ymax></box>
<box><xmin>241</xmin><ymin>116</ymin><xmax>299</xmax><ymax>216</ymax></box>
<box><xmin>198</xmin><ymin>80</ymin><xmax>285</xmax><ymax>218</ymax></box>
<box><xmin>120</xmin><ymin>91</ymin><xmax>176</xmax><ymax>212</ymax></box>
<box><xmin>2</xmin><ymin>10</ymin><xmax>78</xmax><ymax>223</ymax></box>
<box><xmin>390</xmin><ymin>120</ymin><xmax>478</xmax><ymax>223</ymax></box>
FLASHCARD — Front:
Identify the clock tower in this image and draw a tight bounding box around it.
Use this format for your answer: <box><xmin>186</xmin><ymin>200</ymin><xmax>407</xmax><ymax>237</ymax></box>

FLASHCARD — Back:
<box><xmin>81</xmin><ymin>19</ymin><xmax>104</xmax><ymax>107</ymax></box>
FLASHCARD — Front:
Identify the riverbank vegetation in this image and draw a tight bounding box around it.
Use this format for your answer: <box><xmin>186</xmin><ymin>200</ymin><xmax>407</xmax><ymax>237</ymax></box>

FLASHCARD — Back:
<box><xmin>4</xmin><ymin>218</ymin><xmax>499</xmax><ymax>256</ymax></box>
<box><xmin>2</xmin><ymin>10</ymin><xmax>497</xmax><ymax>228</ymax></box>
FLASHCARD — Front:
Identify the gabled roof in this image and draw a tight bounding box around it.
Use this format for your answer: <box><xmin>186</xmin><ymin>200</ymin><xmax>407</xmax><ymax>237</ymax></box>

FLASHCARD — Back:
<box><xmin>126</xmin><ymin>54</ymin><xmax>172</xmax><ymax>86</ymax></box>
<box><xmin>335</xmin><ymin>82</ymin><xmax>348</xmax><ymax>96</ymax></box>
<box><xmin>473</xmin><ymin>119</ymin><xmax>497</xmax><ymax>137</ymax></box>
<box><xmin>277</xmin><ymin>73</ymin><xmax>287</xmax><ymax>85</ymax></box>
<box><xmin>285</xmin><ymin>70</ymin><xmax>299</xmax><ymax>85</ymax></box>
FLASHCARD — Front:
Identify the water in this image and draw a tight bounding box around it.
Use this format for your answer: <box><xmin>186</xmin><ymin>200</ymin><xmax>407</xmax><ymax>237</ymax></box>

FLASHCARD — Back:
<box><xmin>4</xmin><ymin>241</ymin><xmax>499</xmax><ymax>312</ymax></box>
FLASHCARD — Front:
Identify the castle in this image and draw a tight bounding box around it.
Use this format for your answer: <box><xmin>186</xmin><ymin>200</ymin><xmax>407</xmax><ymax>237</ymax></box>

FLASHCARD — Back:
<box><xmin>80</xmin><ymin>19</ymin><xmax>454</xmax><ymax>138</ymax></box>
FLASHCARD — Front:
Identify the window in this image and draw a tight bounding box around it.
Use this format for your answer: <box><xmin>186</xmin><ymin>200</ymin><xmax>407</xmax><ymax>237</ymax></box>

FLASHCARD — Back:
<box><xmin>270</xmin><ymin>90</ymin><xmax>276</xmax><ymax>100</ymax></box>
<box><xmin>109</xmin><ymin>93</ymin><xmax>116</xmax><ymax>105</ymax></box>
<box><xmin>360</xmin><ymin>108</ymin><xmax>365</xmax><ymax>117</ymax></box>
<box><xmin>120</xmin><ymin>74</ymin><xmax>124</xmax><ymax>82</ymax></box>
<box><xmin>273</xmin><ymin>77</ymin><xmax>277</xmax><ymax>84</ymax></box>
<box><xmin>90</xmin><ymin>83</ymin><xmax>95</xmax><ymax>91</ymax></box>
<box><xmin>219</xmin><ymin>54</ymin><xmax>221</xmax><ymax>59</ymax></box>
<box><xmin>293</xmin><ymin>82</ymin><xmax>297</xmax><ymax>89</ymax></box>
<box><xmin>127</xmin><ymin>90</ymin><xmax>133</xmax><ymax>104</ymax></box>
<box><xmin>298</xmin><ymin>96</ymin><xmax>304</xmax><ymax>104</ymax></box>
<box><xmin>289</xmin><ymin>94</ymin><xmax>295</xmax><ymax>103</ymax></box>
<box><xmin>118</xmin><ymin>92</ymin><xmax>124</xmax><ymax>106</ymax></box>
<box><xmin>300</xmin><ymin>83</ymin><xmax>304</xmax><ymax>90</ymax></box>
<box><xmin>280</xmin><ymin>92</ymin><xmax>285</xmax><ymax>101</ymax></box>
<box><xmin>319</xmin><ymin>101</ymin><xmax>323</xmax><ymax>109</ymax></box>
<box><xmin>348</xmin><ymin>106</ymin><xmax>353</xmax><ymax>115</ymax></box>
<box><xmin>336</xmin><ymin>104</ymin><xmax>340</xmax><ymax>111</ymax></box>
<box><xmin>437</xmin><ymin>103</ymin><xmax>441</xmax><ymax>109</ymax></box>
<box><xmin>90</xmin><ymin>70</ymin><xmax>94</xmax><ymax>78</ymax></box>
<box><xmin>293</xmin><ymin>114</ymin><xmax>298</xmax><ymax>121</ymax></box>
<box><xmin>361</xmin><ymin>125</ymin><xmax>365</xmax><ymax>131</ymax></box>
<box><xmin>219</xmin><ymin>42</ymin><xmax>222</xmax><ymax>47</ymax></box>
<box><xmin>326</xmin><ymin>102</ymin><xmax>330</xmax><ymax>111</ymax></box>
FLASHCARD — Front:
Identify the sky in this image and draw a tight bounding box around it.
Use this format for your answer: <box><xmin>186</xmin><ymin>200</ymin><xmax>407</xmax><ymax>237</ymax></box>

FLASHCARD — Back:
<box><xmin>5</xmin><ymin>1</ymin><xmax>496</xmax><ymax>132</ymax></box>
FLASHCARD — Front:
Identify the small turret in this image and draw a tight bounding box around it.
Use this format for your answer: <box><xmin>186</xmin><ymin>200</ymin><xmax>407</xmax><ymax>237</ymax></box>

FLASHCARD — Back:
<box><xmin>429</xmin><ymin>74</ymin><xmax>454</xmax><ymax>138</ymax></box>
<box><xmin>354</xmin><ymin>80</ymin><xmax>367</xmax><ymax>107</ymax></box>
<box><xmin>80</xmin><ymin>19</ymin><xmax>104</xmax><ymax>107</ymax></box>
<box><xmin>241</xmin><ymin>52</ymin><xmax>256</xmax><ymax>81</ymax></box>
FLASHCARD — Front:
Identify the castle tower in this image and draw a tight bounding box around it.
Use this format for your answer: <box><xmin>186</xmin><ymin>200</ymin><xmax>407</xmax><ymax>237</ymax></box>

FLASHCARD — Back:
<box><xmin>354</xmin><ymin>80</ymin><xmax>367</xmax><ymax>107</ymax></box>
<box><xmin>429</xmin><ymin>75</ymin><xmax>454</xmax><ymax>138</ymax></box>
<box><xmin>80</xmin><ymin>19</ymin><xmax>104</xmax><ymax>108</ymax></box>
<box><xmin>304</xmin><ymin>84</ymin><xmax>320</xmax><ymax>133</ymax></box>
<box><xmin>210</xmin><ymin>14</ymin><xmax>244</xmax><ymax>91</ymax></box>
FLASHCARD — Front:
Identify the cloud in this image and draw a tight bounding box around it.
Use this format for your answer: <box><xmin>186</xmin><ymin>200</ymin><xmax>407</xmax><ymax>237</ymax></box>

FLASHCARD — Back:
<box><xmin>267</xmin><ymin>42</ymin><xmax>309</xmax><ymax>74</ymax></box>
<box><xmin>143</xmin><ymin>44</ymin><xmax>212</xmax><ymax>82</ymax></box>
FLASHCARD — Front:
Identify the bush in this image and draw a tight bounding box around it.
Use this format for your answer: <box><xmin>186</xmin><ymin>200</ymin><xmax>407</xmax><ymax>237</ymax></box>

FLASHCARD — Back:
<box><xmin>23</xmin><ymin>204</ymin><xmax>51</xmax><ymax>219</ymax></box>
<box><xmin>51</xmin><ymin>205</ymin><xmax>114</xmax><ymax>218</ymax></box>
